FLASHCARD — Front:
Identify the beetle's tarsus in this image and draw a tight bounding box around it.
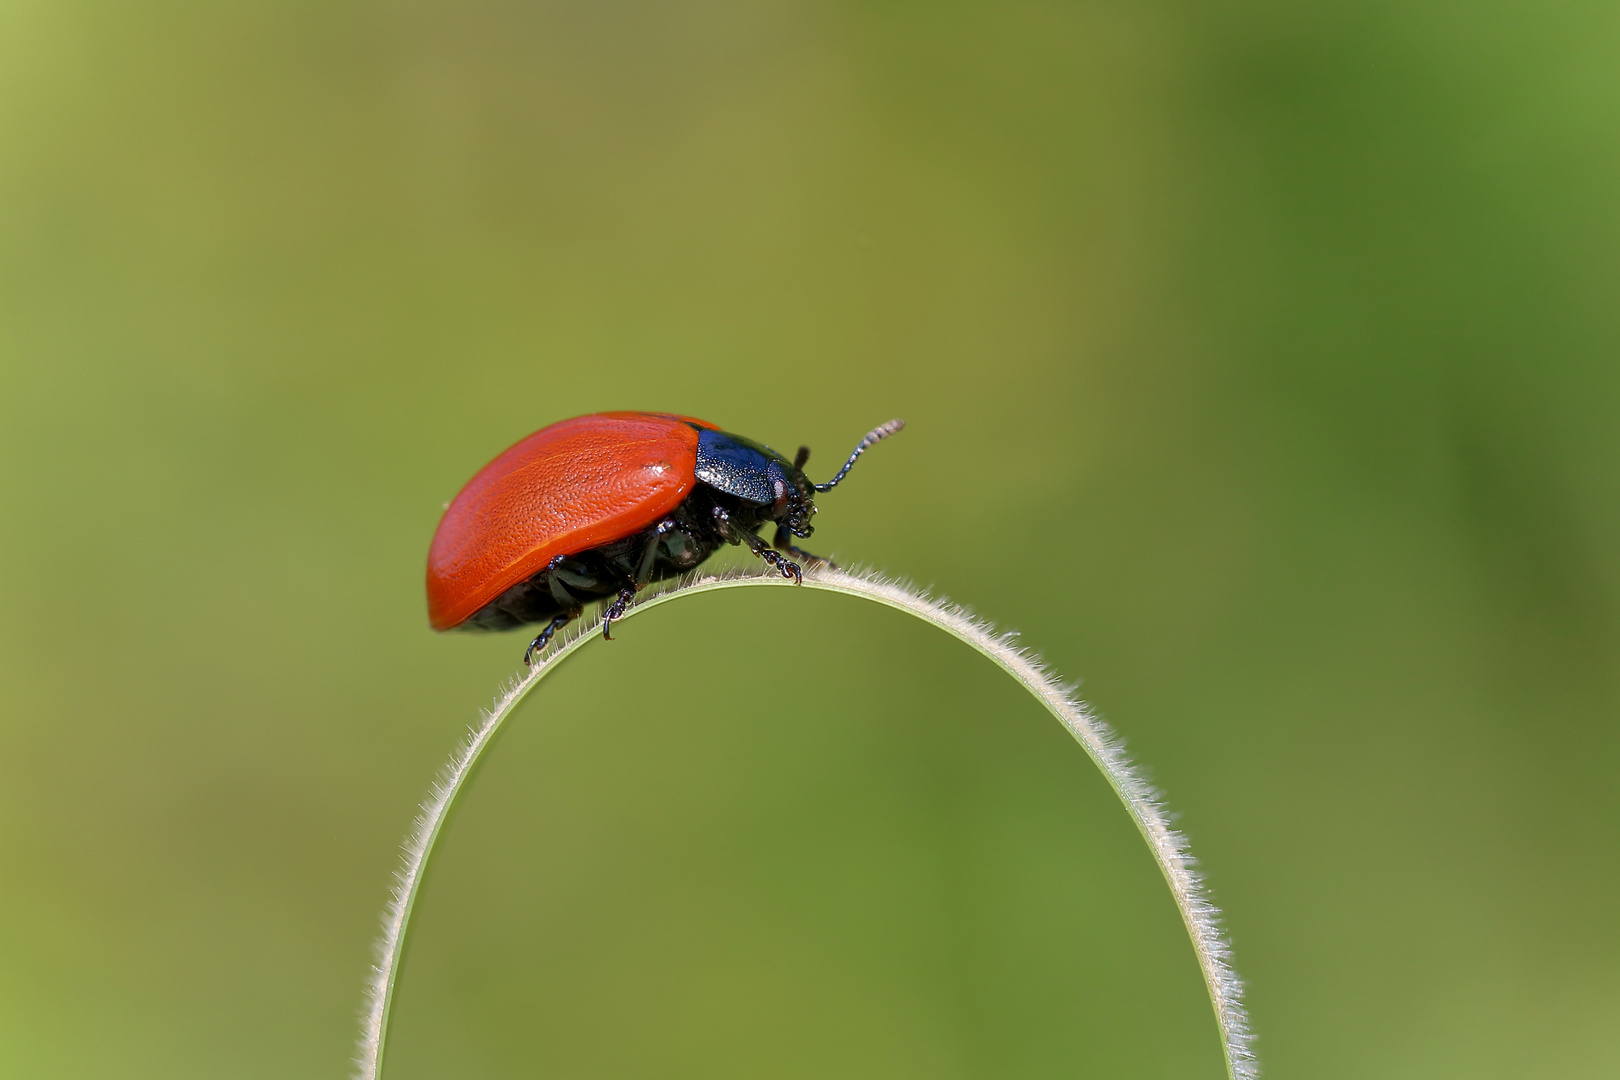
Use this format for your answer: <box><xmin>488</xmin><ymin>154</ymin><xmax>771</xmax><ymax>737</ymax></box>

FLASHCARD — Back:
<box><xmin>523</xmin><ymin>612</ymin><xmax>572</xmax><ymax>666</ymax></box>
<box><xmin>600</xmin><ymin>586</ymin><xmax>637</xmax><ymax>640</ymax></box>
<box><xmin>757</xmin><ymin>545</ymin><xmax>802</xmax><ymax>583</ymax></box>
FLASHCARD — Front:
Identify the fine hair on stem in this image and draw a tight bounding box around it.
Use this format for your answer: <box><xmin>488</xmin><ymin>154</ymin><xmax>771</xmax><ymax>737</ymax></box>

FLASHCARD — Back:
<box><xmin>358</xmin><ymin>565</ymin><xmax>1257</xmax><ymax>1080</ymax></box>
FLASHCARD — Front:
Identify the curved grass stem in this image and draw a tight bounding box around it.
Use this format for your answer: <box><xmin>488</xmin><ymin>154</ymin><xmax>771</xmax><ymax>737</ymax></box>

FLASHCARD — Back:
<box><xmin>358</xmin><ymin>565</ymin><xmax>1257</xmax><ymax>1080</ymax></box>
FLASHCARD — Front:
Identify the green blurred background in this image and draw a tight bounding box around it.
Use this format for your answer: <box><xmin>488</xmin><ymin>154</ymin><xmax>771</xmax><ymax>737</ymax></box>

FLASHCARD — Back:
<box><xmin>2</xmin><ymin>1</ymin><xmax>1616</xmax><ymax>1076</ymax></box>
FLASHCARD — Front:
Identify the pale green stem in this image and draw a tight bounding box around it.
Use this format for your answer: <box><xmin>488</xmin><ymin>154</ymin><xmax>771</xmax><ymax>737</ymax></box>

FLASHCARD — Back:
<box><xmin>357</xmin><ymin>566</ymin><xmax>1257</xmax><ymax>1080</ymax></box>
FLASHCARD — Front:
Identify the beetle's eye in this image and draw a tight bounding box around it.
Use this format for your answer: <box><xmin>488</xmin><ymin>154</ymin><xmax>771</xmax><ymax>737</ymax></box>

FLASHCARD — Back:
<box><xmin>772</xmin><ymin>478</ymin><xmax>788</xmax><ymax>515</ymax></box>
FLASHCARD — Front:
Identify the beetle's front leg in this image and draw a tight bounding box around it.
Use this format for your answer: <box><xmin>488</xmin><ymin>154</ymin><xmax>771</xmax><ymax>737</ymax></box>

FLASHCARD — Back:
<box><xmin>773</xmin><ymin>525</ymin><xmax>834</xmax><ymax>570</ymax></box>
<box><xmin>712</xmin><ymin>506</ymin><xmax>801</xmax><ymax>583</ymax></box>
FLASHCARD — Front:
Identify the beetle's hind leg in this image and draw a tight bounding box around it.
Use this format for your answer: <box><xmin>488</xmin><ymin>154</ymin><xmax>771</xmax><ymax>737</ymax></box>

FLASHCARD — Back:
<box><xmin>523</xmin><ymin>612</ymin><xmax>573</xmax><ymax>666</ymax></box>
<box><xmin>635</xmin><ymin>519</ymin><xmax>679</xmax><ymax>587</ymax></box>
<box><xmin>773</xmin><ymin>525</ymin><xmax>835</xmax><ymax>570</ymax></box>
<box><xmin>549</xmin><ymin>554</ymin><xmax>611</xmax><ymax>602</ymax></box>
<box><xmin>713</xmin><ymin>507</ymin><xmax>802</xmax><ymax>584</ymax></box>
<box><xmin>526</xmin><ymin>554</ymin><xmax>611</xmax><ymax>662</ymax></box>
<box><xmin>543</xmin><ymin>555</ymin><xmax>597</xmax><ymax>613</ymax></box>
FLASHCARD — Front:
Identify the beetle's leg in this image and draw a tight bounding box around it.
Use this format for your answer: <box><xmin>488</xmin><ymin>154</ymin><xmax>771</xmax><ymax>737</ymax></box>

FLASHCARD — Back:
<box><xmin>600</xmin><ymin>586</ymin><xmax>638</xmax><ymax>640</ymax></box>
<box><xmin>523</xmin><ymin>612</ymin><xmax>573</xmax><ymax>666</ymax></box>
<box><xmin>773</xmin><ymin>524</ymin><xmax>835</xmax><ymax>570</ymax></box>
<box><xmin>713</xmin><ymin>507</ymin><xmax>801</xmax><ymax>584</ymax></box>
<box><xmin>710</xmin><ymin>505</ymin><xmax>744</xmax><ymax>546</ymax></box>
<box><xmin>547</xmin><ymin>574</ymin><xmax>578</xmax><ymax>610</ymax></box>
<box><xmin>546</xmin><ymin>555</ymin><xmax>590</xmax><ymax>612</ymax></box>
<box><xmin>551</xmin><ymin>556</ymin><xmax>606</xmax><ymax>592</ymax></box>
<box><xmin>635</xmin><ymin>519</ymin><xmax>679</xmax><ymax>587</ymax></box>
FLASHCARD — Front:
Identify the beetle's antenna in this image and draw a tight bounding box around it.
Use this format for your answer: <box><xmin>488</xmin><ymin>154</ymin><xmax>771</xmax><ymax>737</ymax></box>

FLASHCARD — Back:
<box><xmin>814</xmin><ymin>419</ymin><xmax>905</xmax><ymax>492</ymax></box>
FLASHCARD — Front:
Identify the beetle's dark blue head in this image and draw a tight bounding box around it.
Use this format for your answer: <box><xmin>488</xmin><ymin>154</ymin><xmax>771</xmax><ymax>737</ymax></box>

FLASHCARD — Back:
<box><xmin>695</xmin><ymin>429</ymin><xmax>818</xmax><ymax>536</ymax></box>
<box><xmin>693</xmin><ymin>419</ymin><xmax>905</xmax><ymax>538</ymax></box>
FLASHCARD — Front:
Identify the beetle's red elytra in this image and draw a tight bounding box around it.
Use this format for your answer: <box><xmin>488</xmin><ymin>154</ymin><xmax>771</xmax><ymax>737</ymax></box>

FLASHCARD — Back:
<box><xmin>426</xmin><ymin>411</ymin><xmax>904</xmax><ymax>663</ymax></box>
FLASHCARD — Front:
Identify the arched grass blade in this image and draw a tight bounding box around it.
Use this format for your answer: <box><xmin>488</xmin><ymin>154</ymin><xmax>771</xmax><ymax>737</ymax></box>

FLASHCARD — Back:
<box><xmin>358</xmin><ymin>566</ymin><xmax>1256</xmax><ymax>1080</ymax></box>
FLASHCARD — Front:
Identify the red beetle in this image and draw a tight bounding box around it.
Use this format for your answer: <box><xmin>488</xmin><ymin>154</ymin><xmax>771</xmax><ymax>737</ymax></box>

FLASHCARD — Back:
<box><xmin>427</xmin><ymin>412</ymin><xmax>904</xmax><ymax>663</ymax></box>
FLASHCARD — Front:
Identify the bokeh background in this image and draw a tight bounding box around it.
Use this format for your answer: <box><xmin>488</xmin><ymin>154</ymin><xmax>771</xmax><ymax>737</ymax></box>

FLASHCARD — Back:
<box><xmin>2</xmin><ymin>1</ymin><xmax>1617</xmax><ymax>1077</ymax></box>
